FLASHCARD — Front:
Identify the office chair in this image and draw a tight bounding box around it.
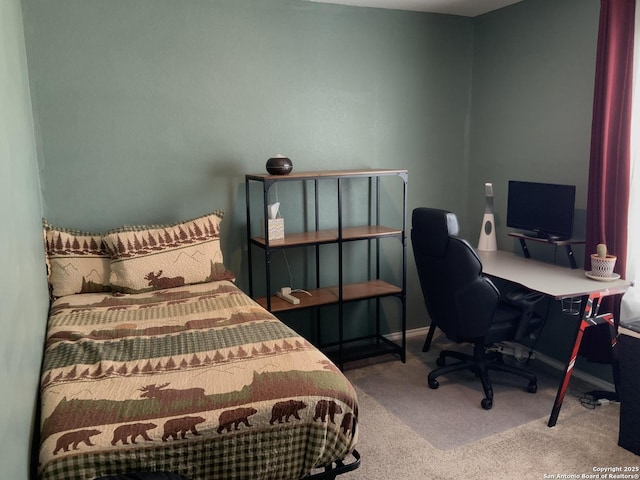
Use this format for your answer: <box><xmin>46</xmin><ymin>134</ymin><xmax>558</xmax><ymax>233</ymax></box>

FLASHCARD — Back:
<box><xmin>411</xmin><ymin>207</ymin><xmax>544</xmax><ymax>410</ymax></box>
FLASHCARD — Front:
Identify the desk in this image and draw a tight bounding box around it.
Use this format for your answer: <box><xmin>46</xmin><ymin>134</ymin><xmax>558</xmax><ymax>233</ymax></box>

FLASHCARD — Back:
<box><xmin>477</xmin><ymin>250</ymin><xmax>632</xmax><ymax>427</ymax></box>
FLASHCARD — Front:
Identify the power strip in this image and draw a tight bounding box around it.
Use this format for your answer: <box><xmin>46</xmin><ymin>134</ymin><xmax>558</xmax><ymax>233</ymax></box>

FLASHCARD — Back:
<box><xmin>276</xmin><ymin>287</ymin><xmax>300</xmax><ymax>305</ymax></box>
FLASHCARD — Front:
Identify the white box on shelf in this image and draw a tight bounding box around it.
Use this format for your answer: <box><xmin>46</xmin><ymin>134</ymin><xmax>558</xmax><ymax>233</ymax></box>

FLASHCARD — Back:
<box><xmin>261</xmin><ymin>218</ymin><xmax>285</xmax><ymax>240</ymax></box>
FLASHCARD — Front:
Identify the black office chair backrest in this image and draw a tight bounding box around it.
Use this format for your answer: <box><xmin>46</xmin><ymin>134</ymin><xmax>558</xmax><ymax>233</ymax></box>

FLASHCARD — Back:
<box><xmin>411</xmin><ymin>208</ymin><xmax>499</xmax><ymax>342</ymax></box>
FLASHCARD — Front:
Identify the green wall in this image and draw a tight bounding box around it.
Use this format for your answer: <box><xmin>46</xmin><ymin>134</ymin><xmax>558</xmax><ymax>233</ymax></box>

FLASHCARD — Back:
<box><xmin>469</xmin><ymin>0</ymin><xmax>602</xmax><ymax>373</ymax></box>
<box><xmin>469</xmin><ymin>0</ymin><xmax>598</xmax><ymax>247</ymax></box>
<box><xmin>0</xmin><ymin>0</ymin><xmax>50</xmax><ymax>477</ymax></box>
<box><xmin>21</xmin><ymin>0</ymin><xmax>475</xmax><ymax>334</ymax></box>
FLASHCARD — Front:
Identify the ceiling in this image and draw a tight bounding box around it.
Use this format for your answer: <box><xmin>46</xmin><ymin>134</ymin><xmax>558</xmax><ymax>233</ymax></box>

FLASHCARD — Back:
<box><xmin>303</xmin><ymin>0</ymin><xmax>523</xmax><ymax>17</ymax></box>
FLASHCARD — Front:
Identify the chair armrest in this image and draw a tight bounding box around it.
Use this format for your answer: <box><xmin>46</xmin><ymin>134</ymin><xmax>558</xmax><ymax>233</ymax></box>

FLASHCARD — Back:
<box><xmin>504</xmin><ymin>287</ymin><xmax>545</xmax><ymax>340</ymax></box>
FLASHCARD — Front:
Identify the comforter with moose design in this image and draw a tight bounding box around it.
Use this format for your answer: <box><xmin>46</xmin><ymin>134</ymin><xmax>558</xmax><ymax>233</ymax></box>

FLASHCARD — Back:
<box><xmin>38</xmin><ymin>281</ymin><xmax>358</xmax><ymax>480</ymax></box>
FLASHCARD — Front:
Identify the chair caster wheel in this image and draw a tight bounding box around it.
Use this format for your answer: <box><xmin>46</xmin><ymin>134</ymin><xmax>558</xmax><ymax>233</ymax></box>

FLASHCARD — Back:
<box><xmin>428</xmin><ymin>378</ymin><xmax>439</xmax><ymax>389</ymax></box>
<box><xmin>481</xmin><ymin>398</ymin><xmax>493</xmax><ymax>410</ymax></box>
<box><xmin>527</xmin><ymin>382</ymin><xmax>538</xmax><ymax>393</ymax></box>
<box><xmin>436</xmin><ymin>357</ymin><xmax>445</xmax><ymax>367</ymax></box>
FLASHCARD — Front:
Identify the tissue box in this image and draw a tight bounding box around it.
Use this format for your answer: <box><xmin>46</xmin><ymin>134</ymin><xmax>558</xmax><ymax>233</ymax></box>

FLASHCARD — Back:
<box><xmin>261</xmin><ymin>218</ymin><xmax>285</xmax><ymax>241</ymax></box>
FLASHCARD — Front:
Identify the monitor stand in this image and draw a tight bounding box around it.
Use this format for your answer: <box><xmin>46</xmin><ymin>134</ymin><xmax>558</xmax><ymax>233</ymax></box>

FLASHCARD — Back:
<box><xmin>508</xmin><ymin>232</ymin><xmax>585</xmax><ymax>269</ymax></box>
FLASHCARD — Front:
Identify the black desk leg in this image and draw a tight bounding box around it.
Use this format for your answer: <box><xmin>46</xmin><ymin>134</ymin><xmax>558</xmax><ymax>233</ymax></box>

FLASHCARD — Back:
<box><xmin>518</xmin><ymin>238</ymin><xmax>531</xmax><ymax>258</ymax></box>
<box><xmin>565</xmin><ymin>245</ymin><xmax>578</xmax><ymax>269</ymax></box>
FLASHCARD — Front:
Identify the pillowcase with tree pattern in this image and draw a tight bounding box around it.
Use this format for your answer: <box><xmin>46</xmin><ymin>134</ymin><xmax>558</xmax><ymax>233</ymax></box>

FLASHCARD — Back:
<box><xmin>103</xmin><ymin>210</ymin><xmax>235</xmax><ymax>293</ymax></box>
<box><xmin>43</xmin><ymin>220</ymin><xmax>111</xmax><ymax>297</ymax></box>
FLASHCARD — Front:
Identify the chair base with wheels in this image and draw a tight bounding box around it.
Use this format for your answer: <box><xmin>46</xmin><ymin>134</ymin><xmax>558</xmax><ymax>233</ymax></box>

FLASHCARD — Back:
<box><xmin>427</xmin><ymin>342</ymin><xmax>538</xmax><ymax>410</ymax></box>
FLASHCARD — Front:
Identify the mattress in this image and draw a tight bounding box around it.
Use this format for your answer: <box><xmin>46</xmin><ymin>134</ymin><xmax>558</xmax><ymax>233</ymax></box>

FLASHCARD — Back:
<box><xmin>37</xmin><ymin>281</ymin><xmax>358</xmax><ymax>480</ymax></box>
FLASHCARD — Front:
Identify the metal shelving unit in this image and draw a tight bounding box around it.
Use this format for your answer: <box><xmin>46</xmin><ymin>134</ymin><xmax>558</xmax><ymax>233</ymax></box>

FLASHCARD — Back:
<box><xmin>245</xmin><ymin>169</ymin><xmax>407</xmax><ymax>369</ymax></box>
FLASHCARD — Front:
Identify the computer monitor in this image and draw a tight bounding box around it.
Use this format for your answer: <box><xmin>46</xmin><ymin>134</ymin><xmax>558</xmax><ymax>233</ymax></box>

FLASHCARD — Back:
<box><xmin>506</xmin><ymin>180</ymin><xmax>576</xmax><ymax>240</ymax></box>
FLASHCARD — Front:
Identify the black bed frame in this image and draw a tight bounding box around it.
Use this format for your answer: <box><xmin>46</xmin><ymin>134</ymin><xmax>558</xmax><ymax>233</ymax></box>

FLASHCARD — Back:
<box><xmin>91</xmin><ymin>449</ymin><xmax>361</xmax><ymax>480</ymax></box>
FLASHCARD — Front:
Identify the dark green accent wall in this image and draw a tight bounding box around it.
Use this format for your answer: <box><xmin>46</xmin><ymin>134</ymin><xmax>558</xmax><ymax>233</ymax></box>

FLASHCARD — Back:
<box><xmin>469</xmin><ymin>0</ymin><xmax>604</xmax><ymax>377</ymax></box>
<box><xmin>22</xmin><ymin>0</ymin><xmax>474</xmax><ymax>231</ymax></box>
<box><xmin>21</xmin><ymin>0</ymin><xmax>475</xmax><ymax>336</ymax></box>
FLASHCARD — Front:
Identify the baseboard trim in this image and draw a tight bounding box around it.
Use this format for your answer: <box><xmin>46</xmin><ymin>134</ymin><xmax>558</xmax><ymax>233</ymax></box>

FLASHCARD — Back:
<box><xmin>531</xmin><ymin>350</ymin><xmax>615</xmax><ymax>392</ymax></box>
<box><xmin>386</xmin><ymin>327</ymin><xmax>615</xmax><ymax>392</ymax></box>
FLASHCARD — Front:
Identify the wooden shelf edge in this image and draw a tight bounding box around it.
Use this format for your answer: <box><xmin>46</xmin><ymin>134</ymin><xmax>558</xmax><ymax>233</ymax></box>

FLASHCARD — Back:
<box><xmin>255</xmin><ymin>280</ymin><xmax>403</xmax><ymax>313</ymax></box>
<box><xmin>246</xmin><ymin>169</ymin><xmax>408</xmax><ymax>181</ymax></box>
<box><xmin>251</xmin><ymin>226</ymin><xmax>402</xmax><ymax>248</ymax></box>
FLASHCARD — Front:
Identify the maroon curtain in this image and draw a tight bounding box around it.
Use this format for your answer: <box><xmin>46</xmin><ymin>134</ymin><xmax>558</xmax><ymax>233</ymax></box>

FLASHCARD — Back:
<box><xmin>585</xmin><ymin>0</ymin><xmax>636</xmax><ymax>277</ymax></box>
<box><xmin>586</xmin><ymin>0</ymin><xmax>634</xmax><ymax>277</ymax></box>
<box><xmin>581</xmin><ymin>0</ymin><xmax>634</xmax><ymax>362</ymax></box>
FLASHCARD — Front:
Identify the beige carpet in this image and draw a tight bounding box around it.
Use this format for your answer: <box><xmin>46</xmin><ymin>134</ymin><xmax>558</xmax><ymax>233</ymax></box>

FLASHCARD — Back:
<box><xmin>342</xmin><ymin>334</ymin><xmax>639</xmax><ymax>480</ymax></box>
<box><xmin>351</xmin><ymin>334</ymin><xmax>560</xmax><ymax>450</ymax></box>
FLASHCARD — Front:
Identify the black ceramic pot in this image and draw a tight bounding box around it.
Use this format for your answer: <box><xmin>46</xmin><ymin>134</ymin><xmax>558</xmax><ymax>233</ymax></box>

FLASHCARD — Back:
<box><xmin>266</xmin><ymin>156</ymin><xmax>293</xmax><ymax>175</ymax></box>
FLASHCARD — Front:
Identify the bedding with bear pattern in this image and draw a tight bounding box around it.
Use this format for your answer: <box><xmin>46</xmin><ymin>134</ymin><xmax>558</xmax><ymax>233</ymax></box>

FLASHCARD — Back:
<box><xmin>37</xmin><ymin>280</ymin><xmax>359</xmax><ymax>480</ymax></box>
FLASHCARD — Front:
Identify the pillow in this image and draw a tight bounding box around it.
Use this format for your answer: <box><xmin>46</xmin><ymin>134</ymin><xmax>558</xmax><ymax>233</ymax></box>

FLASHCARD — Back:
<box><xmin>43</xmin><ymin>219</ymin><xmax>111</xmax><ymax>297</ymax></box>
<box><xmin>103</xmin><ymin>210</ymin><xmax>235</xmax><ymax>293</ymax></box>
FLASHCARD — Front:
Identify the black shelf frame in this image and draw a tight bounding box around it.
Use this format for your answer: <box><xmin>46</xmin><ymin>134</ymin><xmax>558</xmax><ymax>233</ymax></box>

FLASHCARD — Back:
<box><xmin>245</xmin><ymin>169</ymin><xmax>407</xmax><ymax>369</ymax></box>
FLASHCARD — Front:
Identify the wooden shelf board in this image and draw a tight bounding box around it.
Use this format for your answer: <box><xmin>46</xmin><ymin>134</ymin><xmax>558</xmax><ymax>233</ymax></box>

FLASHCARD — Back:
<box><xmin>251</xmin><ymin>225</ymin><xmax>402</xmax><ymax>247</ymax></box>
<box><xmin>246</xmin><ymin>169</ymin><xmax>408</xmax><ymax>182</ymax></box>
<box><xmin>342</xmin><ymin>225</ymin><xmax>402</xmax><ymax>240</ymax></box>
<box><xmin>252</xmin><ymin>230</ymin><xmax>337</xmax><ymax>247</ymax></box>
<box><xmin>255</xmin><ymin>280</ymin><xmax>403</xmax><ymax>313</ymax></box>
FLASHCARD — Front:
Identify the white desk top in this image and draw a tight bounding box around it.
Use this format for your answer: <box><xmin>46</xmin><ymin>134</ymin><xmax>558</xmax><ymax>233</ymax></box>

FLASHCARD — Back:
<box><xmin>477</xmin><ymin>250</ymin><xmax>632</xmax><ymax>300</ymax></box>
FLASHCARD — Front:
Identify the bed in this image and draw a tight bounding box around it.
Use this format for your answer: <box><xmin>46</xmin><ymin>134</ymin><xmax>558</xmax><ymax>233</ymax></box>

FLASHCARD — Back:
<box><xmin>37</xmin><ymin>211</ymin><xmax>359</xmax><ymax>480</ymax></box>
